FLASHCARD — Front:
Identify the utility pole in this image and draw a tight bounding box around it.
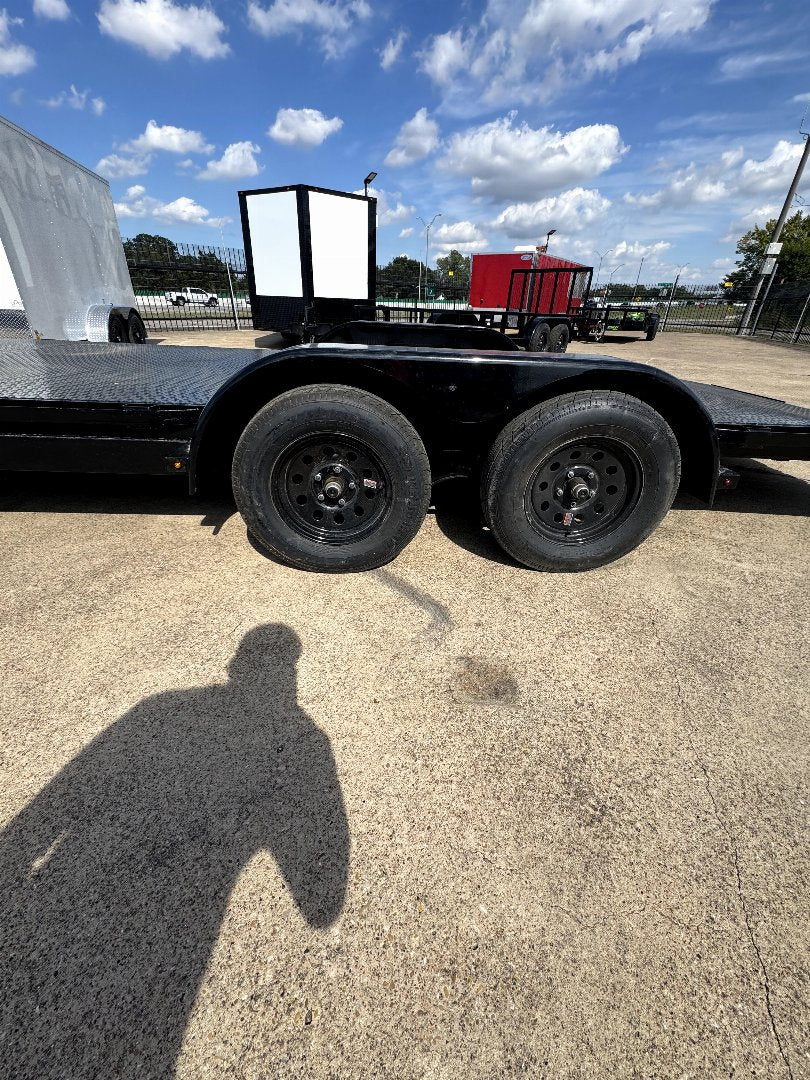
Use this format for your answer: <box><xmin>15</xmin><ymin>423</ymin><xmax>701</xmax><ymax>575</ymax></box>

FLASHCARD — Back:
<box><xmin>739</xmin><ymin>131</ymin><xmax>810</xmax><ymax>333</ymax></box>
<box><xmin>416</xmin><ymin>212</ymin><xmax>441</xmax><ymax>306</ymax></box>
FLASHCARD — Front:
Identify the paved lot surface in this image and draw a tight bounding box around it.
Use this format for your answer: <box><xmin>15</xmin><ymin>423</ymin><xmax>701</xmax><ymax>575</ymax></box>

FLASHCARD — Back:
<box><xmin>0</xmin><ymin>333</ymin><xmax>808</xmax><ymax>1079</ymax></box>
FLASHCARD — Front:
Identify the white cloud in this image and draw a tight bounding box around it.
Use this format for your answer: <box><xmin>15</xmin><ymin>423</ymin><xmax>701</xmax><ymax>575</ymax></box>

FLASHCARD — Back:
<box><xmin>267</xmin><ymin>107</ymin><xmax>342</xmax><ymax>148</ymax></box>
<box><xmin>440</xmin><ymin>115</ymin><xmax>625</xmax><ymax>202</ymax></box>
<box><xmin>380</xmin><ymin>28</ymin><xmax>407</xmax><ymax>70</ymax></box>
<box><xmin>384</xmin><ymin>108</ymin><xmax>439</xmax><ymax>167</ymax></box>
<box><xmin>9</xmin><ymin>86</ymin><xmax>23</xmax><ymax>103</ymax></box>
<box><xmin>355</xmin><ymin>186</ymin><xmax>415</xmax><ymax>227</ymax></box>
<box><xmin>718</xmin><ymin>50</ymin><xmax>801</xmax><ymax>81</ymax></box>
<box><xmin>247</xmin><ymin>0</ymin><xmax>371</xmax><ymax>60</ymax></box>
<box><xmin>792</xmin><ymin>92</ymin><xmax>810</xmax><ymax>103</ymax></box>
<box><xmin>626</xmin><ymin>140</ymin><xmax>807</xmax><ymax>212</ymax></box>
<box><xmin>126</xmin><ymin>119</ymin><xmax>213</xmax><ymax>154</ymax></box>
<box><xmin>97</xmin><ymin>0</ymin><xmax>229</xmax><ymax>60</ymax></box>
<box><xmin>33</xmin><ymin>0</ymin><xmax>70</xmax><ymax>19</ymax></box>
<box><xmin>0</xmin><ymin>11</ymin><xmax>35</xmax><ymax>75</ymax></box>
<box><xmin>492</xmin><ymin>188</ymin><xmax>611</xmax><ymax>240</ymax></box>
<box><xmin>95</xmin><ymin>152</ymin><xmax>151</xmax><ymax>178</ymax></box>
<box><xmin>738</xmin><ymin>140</ymin><xmax>804</xmax><ymax>195</ymax></box>
<box><xmin>43</xmin><ymin>84</ymin><xmax>105</xmax><ymax>114</ymax></box>
<box><xmin>399</xmin><ymin>226</ymin><xmax>414</xmax><ymax>238</ymax></box>
<box><xmin>431</xmin><ymin>220</ymin><xmax>488</xmax><ymax>255</ymax></box>
<box><xmin>611</xmin><ymin>239</ymin><xmax>672</xmax><ymax>261</ymax></box>
<box><xmin>624</xmin><ymin>149</ymin><xmax>741</xmax><ymax>209</ymax></box>
<box><xmin>198</xmin><ymin>141</ymin><xmax>262</xmax><ymax>180</ymax></box>
<box><xmin>419</xmin><ymin>0</ymin><xmax>713</xmax><ymax>111</ymax></box>
<box><xmin>114</xmin><ymin>184</ymin><xmax>229</xmax><ymax>227</ymax></box>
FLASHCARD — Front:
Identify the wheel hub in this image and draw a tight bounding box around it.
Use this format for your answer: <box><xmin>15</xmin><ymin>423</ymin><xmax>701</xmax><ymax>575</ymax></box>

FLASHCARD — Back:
<box><xmin>275</xmin><ymin>436</ymin><xmax>388</xmax><ymax>543</ymax></box>
<box><xmin>527</xmin><ymin>439</ymin><xmax>640</xmax><ymax>542</ymax></box>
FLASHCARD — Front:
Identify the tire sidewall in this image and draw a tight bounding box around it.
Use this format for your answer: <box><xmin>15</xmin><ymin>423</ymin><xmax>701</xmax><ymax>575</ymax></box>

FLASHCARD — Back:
<box><xmin>487</xmin><ymin>401</ymin><xmax>679</xmax><ymax>570</ymax></box>
<box><xmin>234</xmin><ymin>393</ymin><xmax>430</xmax><ymax>571</ymax></box>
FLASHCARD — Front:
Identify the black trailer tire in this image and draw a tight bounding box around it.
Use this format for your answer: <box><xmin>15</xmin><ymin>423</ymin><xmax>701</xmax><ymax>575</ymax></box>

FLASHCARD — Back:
<box><xmin>528</xmin><ymin>321</ymin><xmax>551</xmax><ymax>352</ymax></box>
<box><xmin>108</xmin><ymin>312</ymin><xmax>128</xmax><ymax>342</ymax></box>
<box><xmin>481</xmin><ymin>391</ymin><xmax>681</xmax><ymax>572</ymax></box>
<box><xmin>232</xmin><ymin>385</ymin><xmax>431</xmax><ymax>572</ymax></box>
<box><xmin>127</xmin><ymin>311</ymin><xmax>147</xmax><ymax>344</ymax></box>
<box><xmin>207</xmin><ymin>297</ymin><xmax>219</xmax><ymax>307</ymax></box>
<box><xmin>645</xmin><ymin>317</ymin><xmax>659</xmax><ymax>341</ymax></box>
<box><xmin>549</xmin><ymin>324</ymin><xmax>570</xmax><ymax>353</ymax></box>
<box><xmin>176</xmin><ymin>296</ymin><xmax>187</xmax><ymax>306</ymax></box>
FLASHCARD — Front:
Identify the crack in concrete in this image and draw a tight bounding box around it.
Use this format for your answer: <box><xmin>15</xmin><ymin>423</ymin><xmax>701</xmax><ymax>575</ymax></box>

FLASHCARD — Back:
<box><xmin>650</xmin><ymin>612</ymin><xmax>794</xmax><ymax>1080</ymax></box>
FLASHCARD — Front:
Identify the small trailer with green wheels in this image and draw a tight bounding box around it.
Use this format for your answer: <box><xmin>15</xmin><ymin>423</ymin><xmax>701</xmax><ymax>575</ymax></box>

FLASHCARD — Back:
<box><xmin>1</xmin><ymin>337</ymin><xmax>808</xmax><ymax>572</ymax></box>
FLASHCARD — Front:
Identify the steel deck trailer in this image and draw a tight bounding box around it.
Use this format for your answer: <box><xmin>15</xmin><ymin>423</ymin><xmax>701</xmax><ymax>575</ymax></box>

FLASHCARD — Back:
<box><xmin>1</xmin><ymin>338</ymin><xmax>808</xmax><ymax>572</ymax></box>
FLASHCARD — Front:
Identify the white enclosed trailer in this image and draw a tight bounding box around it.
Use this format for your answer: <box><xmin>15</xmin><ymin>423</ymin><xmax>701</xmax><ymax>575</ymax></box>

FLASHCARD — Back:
<box><xmin>0</xmin><ymin>115</ymin><xmax>144</xmax><ymax>343</ymax></box>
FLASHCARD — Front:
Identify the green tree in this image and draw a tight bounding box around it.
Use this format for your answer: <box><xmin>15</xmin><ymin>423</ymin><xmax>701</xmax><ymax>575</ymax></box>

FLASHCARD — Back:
<box><xmin>435</xmin><ymin>250</ymin><xmax>471</xmax><ymax>285</ymax></box>
<box><xmin>376</xmin><ymin>254</ymin><xmax>435</xmax><ymax>300</ymax></box>
<box><xmin>727</xmin><ymin>211</ymin><xmax>810</xmax><ymax>287</ymax></box>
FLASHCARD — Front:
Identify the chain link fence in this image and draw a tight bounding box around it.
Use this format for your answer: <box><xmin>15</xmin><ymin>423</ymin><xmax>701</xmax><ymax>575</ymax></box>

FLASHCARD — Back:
<box><xmin>124</xmin><ymin>240</ymin><xmax>810</xmax><ymax>347</ymax></box>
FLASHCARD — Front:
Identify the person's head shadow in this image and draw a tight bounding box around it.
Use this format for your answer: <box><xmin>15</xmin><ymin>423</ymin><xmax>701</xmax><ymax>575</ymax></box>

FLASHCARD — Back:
<box><xmin>0</xmin><ymin>623</ymin><xmax>348</xmax><ymax>1079</ymax></box>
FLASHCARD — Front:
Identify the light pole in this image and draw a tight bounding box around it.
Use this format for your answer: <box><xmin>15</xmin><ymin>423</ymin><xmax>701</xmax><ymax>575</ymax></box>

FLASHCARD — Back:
<box><xmin>417</xmin><ymin>212</ymin><xmax>441</xmax><ymax>306</ymax></box>
<box><xmin>544</xmin><ymin>228</ymin><xmax>556</xmax><ymax>254</ymax></box>
<box><xmin>662</xmin><ymin>264</ymin><xmax>687</xmax><ymax>331</ymax></box>
<box><xmin>633</xmin><ymin>256</ymin><xmax>645</xmax><ymax>295</ymax></box>
<box><xmin>593</xmin><ymin>247</ymin><xmax>612</xmax><ymax>292</ymax></box>
<box><xmin>604</xmin><ymin>263</ymin><xmax>625</xmax><ymax>302</ymax></box>
<box><xmin>363</xmin><ymin>170</ymin><xmax>377</xmax><ymax>198</ymax></box>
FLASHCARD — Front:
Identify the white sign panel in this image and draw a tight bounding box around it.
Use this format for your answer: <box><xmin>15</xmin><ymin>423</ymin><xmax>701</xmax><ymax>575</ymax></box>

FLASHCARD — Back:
<box><xmin>309</xmin><ymin>191</ymin><xmax>369</xmax><ymax>300</ymax></box>
<box><xmin>246</xmin><ymin>190</ymin><xmax>303</xmax><ymax>297</ymax></box>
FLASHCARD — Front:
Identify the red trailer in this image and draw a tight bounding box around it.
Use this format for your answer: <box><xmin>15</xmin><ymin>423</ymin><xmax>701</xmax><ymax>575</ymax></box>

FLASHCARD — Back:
<box><xmin>470</xmin><ymin>253</ymin><xmax>588</xmax><ymax>311</ymax></box>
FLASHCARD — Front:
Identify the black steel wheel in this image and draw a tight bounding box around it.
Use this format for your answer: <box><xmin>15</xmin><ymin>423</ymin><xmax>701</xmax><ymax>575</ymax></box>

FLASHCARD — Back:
<box><xmin>108</xmin><ymin>312</ymin><xmax>127</xmax><ymax>342</ymax></box>
<box><xmin>482</xmin><ymin>391</ymin><xmax>681</xmax><ymax>571</ymax></box>
<box><xmin>207</xmin><ymin>297</ymin><xmax>219</xmax><ymax>307</ymax></box>
<box><xmin>548</xmin><ymin>324</ymin><xmax>570</xmax><ymax>353</ymax></box>
<box><xmin>127</xmin><ymin>311</ymin><xmax>147</xmax><ymax>344</ymax></box>
<box><xmin>527</xmin><ymin>320</ymin><xmax>551</xmax><ymax>352</ymax></box>
<box><xmin>587</xmin><ymin>320</ymin><xmax>605</xmax><ymax>343</ymax></box>
<box><xmin>232</xmin><ymin>385</ymin><xmax>431</xmax><ymax>571</ymax></box>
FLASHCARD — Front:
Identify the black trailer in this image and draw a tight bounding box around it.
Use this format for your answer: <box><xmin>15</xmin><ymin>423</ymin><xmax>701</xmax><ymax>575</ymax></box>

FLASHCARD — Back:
<box><xmin>1</xmin><ymin>337</ymin><xmax>808</xmax><ymax>573</ymax></box>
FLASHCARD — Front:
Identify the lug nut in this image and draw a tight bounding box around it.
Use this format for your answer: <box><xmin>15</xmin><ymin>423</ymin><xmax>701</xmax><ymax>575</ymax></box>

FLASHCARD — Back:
<box><xmin>315</xmin><ymin>472</ymin><xmax>321</xmax><ymax>481</ymax></box>
<box><xmin>348</xmin><ymin>481</ymin><xmax>356</xmax><ymax>490</ymax></box>
<box><xmin>567</xmin><ymin>470</ymin><xmax>575</xmax><ymax>478</ymax></box>
<box><xmin>555</xmin><ymin>487</ymin><xmax>564</xmax><ymax>498</ymax></box>
<box><xmin>588</xmin><ymin>471</ymin><xmax>596</xmax><ymax>480</ymax></box>
<box><xmin>317</xmin><ymin>493</ymin><xmax>325</xmax><ymax>502</ymax></box>
<box><xmin>338</xmin><ymin>498</ymin><xmax>346</xmax><ymax>507</ymax></box>
<box><xmin>333</xmin><ymin>465</ymin><xmax>342</xmax><ymax>474</ymax></box>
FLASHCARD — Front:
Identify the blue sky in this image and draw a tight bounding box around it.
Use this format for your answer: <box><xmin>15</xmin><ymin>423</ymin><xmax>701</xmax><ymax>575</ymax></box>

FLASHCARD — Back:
<box><xmin>2</xmin><ymin>0</ymin><xmax>809</xmax><ymax>283</ymax></box>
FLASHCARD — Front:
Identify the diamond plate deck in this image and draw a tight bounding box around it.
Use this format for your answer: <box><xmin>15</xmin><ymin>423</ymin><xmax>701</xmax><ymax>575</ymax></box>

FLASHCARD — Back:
<box><xmin>688</xmin><ymin>381</ymin><xmax>810</xmax><ymax>429</ymax></box>
<box><xmin>0</xmin><ymin>340</ymin><xmax>269</xmax><ymax>406</ymax></box>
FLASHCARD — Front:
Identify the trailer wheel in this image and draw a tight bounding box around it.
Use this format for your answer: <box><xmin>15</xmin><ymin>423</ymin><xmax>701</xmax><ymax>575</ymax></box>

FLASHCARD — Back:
<box><xmin>206</xmin><ymin>297</ymin><xmax>219</xmax><ymax>307</ymax></box>
<box><xmin>586</xmin><ymin>320</ymin><xmax>605</xmax><ymax>343</ymax></box>
<box><xmin>645</xmin><ymin>317</ymin><xmax>659</xmax><ymax>341</ymax></box>
<box><xmin>232</xmin><ymin>385</ymin><xmax>431</xmax><ymax>572</ymax></box>
<box><xmin>481</xmin><ymin>391</ymin><xmax>680</xmax><ymax>572</ymax></box>
<box><xmin>528</xmin><ymin>321</ymin><xmax>551</xmax><ymax>352</ymax></box>
<box><xmin>108</xmin><ymin>312</ymin><xmax>128</xmax><ymax>342</ymax></box>
<box><xmin>549</xmin><ymin>324</ymin><xmax>570</xmax><ymax>353</ymax></box>
<box><xmin>127</xmin><ymin>311</ymin><xmax>147</xmax><ymax>344</ymax></box>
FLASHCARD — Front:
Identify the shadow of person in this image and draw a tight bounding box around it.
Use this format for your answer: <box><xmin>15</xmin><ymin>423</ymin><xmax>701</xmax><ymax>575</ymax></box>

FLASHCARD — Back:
<box><xmin>0</xmin><ymin>624</ymin><xmax>348</xmax><ymax>1080</ymax></box>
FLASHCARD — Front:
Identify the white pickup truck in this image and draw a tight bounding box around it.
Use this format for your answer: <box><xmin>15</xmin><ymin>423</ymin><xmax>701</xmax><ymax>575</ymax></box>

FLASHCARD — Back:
<box><xmin>165</xmin><ymin>287</ymin><xmax>219</xmax><ymax>307</ymax></box>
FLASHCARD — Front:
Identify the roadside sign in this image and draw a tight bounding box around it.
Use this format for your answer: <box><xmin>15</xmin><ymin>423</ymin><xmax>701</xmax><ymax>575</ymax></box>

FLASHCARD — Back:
<box><xmin>762</xmin><ymin>257</ymin><xmax>777</xmax><ymax>275</ymax></box>
<box><xmin>657</xmin><ymin>281</ymin><xmax>673</xmax><ymax>287</ymax></box>
<box><xmin>766</xmin><ymin>242</ymin><xmax>783</xmax><ymax>256</ymax></box>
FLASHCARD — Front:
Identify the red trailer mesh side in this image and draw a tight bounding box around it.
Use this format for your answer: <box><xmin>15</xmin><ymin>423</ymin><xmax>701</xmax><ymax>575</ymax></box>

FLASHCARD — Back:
<box><xmin>469</xmin><ymin>253</ymin><xmax>588</xmax><ymax>310</ymax></box>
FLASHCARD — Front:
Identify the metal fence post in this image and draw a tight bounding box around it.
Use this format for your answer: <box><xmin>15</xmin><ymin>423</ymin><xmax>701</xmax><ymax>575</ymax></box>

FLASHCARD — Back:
<box><xmin>791</xmin><ymin>285</ymin><xmax>810</xmax><ymax>344</ymax></box>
